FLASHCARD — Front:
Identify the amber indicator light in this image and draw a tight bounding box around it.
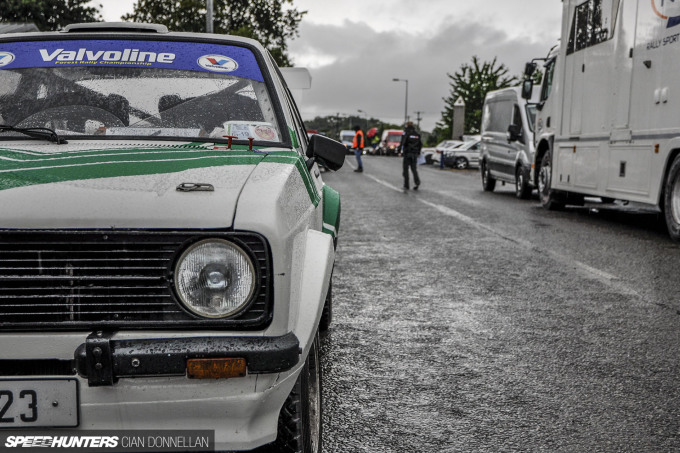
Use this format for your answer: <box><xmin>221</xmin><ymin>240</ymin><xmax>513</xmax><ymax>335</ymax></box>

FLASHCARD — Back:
<box><xmin>187</xmin><ymin>358</ymin><xmax>247</xmax><ymax>379</ymax></box>
<box><xmin>655</xmin><ymin>144</ymin><xmax>660</xmax><ymax>154</ymax></box>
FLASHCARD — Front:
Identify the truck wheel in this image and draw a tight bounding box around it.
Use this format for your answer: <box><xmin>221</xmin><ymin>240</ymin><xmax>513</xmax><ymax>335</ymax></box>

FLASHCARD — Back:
<box><xmin>664</xmin><ymin>155</ymin><xmax>680</xmax><ymax>242</ymax></box>
<box><xmin>538</xmin><ymin>150</ymin><xmax>565</xmax><ymax>210</ymax></box>
<box><xmin>481</xmin><ymin>161</ymin><xmax>496</xmax><ymax>192</ymax></box>
<box><xmin>319</xmin><ymin>278</ymin><xmax>332</xmax><ymax>332</ymax></box>
<box><xmin>454</xmin><ymin>157</ymin><xmax>469</xmax><ymax>169</ymax></box>
<box><xmin>515</xmin><ymin>166</ymin><xmax>532</xmax><ymax>200</ymax></box>
<box><xmin>275</xmin><ymin>332</ymin><xmax>322</xmax><ymax>453</ymax></box>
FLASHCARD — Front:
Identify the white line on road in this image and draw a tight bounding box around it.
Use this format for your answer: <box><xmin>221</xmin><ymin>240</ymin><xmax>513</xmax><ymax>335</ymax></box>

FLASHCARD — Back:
<box><xmin>362</xmin><ymin>171</ymin><xmax>640</xmax><ymax>298</ymax></box>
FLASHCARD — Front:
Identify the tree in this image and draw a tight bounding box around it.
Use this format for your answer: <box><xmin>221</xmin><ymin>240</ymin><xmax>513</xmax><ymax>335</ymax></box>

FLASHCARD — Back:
<box><xmin>432</xmin><ymin>56</ymin><xmax>518</xmax><ymax>143</ymax></box>
<box><xmin>123</xmin><ymin>0</ymin><xmax>305</xmax><ymax>66</ymax></box>
<box><xmin>0</xmin><ymin>0</ymin><xmax>101</xmax><ymax>30</ymax></box>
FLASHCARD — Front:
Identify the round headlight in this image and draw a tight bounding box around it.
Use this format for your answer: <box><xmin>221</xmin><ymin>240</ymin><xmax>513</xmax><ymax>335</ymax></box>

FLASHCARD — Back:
<box><xmin>174</xmin><ymin>239</ymin><xmax>256</xmax><ymax>318</ymax></box>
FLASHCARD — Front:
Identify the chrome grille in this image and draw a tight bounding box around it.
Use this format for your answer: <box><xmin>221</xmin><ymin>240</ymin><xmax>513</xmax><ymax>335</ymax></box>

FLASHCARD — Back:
<box><xmin>0</xmin><ymin>230</ymin><xmax>272</xmax><ymax>331</ymax></box>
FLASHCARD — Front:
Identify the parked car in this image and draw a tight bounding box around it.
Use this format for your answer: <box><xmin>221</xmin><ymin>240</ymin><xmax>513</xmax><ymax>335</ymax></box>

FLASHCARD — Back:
<box><xmin>431</xmin><ymin>140</ymin><xmax>463</xmax><ymax>165</ymax></box>
<box><xmin>0</xmin><ymin>22</ymin><xmax>346</xmax><ymax>452</ymax></box>
<box><xmin>422</xmin><ymin>147</ymin><xmax>436</xmax><ymax>164</ymax></box>
<box><xmin>480</xmin><ymin>86</ymin><xmax>538</xmax><ymax>199</ymax></box>
<box><xmin>443</xmin><ymin>139</ymin><xmax>481</xmax><ymax>169</ymax></box>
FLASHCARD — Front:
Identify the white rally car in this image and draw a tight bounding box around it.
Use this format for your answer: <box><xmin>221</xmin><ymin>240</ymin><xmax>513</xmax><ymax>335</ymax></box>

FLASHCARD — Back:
<box><xmin>0</xmin><ymin>23</ymin><xmax>345</xmax><ymax>452</ymax></box>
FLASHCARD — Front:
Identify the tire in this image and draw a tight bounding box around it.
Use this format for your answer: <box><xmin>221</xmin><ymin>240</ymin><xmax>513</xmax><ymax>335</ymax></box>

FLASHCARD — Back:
<box><xmin>319</xmin><ymin>278</ymin><xmax>332</xmax><ymax>332</ymax></box>
<box><xmin>664</xmin><ymin>155</ymin><xmax>680</xmax><ymax>242</ymax></box>
<box><xmin>515</xmin><ymin>166</ymin><xmax>532</xmax><ymax>200</ymax></box>
<box><xmin>481</xmin><ymin>160</ymin><xmax>496</xmax><ymax>192</ymax></box>
<box><xmin>454</xmin><ymin>157</ymin><xmax>469</xmax><ymax>170</ymax></box>
<box><xmin>538</xmin><ymin>150</ymin><xmax>565</xmax><ymax>210</ymax></box>
<box><xmin>425</xmin><ymin>155</ymin><xmax>433</xmax><ymax>164</ymax></box>
<box><xmin>274</xmin><ymin>333</ymin><xmax>322</xmax><ymax>453</ymax></box>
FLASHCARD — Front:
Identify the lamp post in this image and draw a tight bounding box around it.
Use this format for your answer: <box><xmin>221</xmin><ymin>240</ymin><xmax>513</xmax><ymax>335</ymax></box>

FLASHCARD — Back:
<box><xmin>357</xmin><ymin>109</ymin><xmax>368</xmax><ymax>131</ymax></box>
<box><xmin>392</xmin><ymin>78</ymin><xmax>408</xmax><ymax>126</ymax></box>
<box><xmin>206</xmin><ymin>0</ymin><xmax>214</xmax><ymax>33</ymax></box>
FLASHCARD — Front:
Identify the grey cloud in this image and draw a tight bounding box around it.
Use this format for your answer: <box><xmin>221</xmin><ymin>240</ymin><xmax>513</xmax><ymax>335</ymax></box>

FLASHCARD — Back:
<box><xmin>289</xmin><ymin>18</ymin><xmax>553</xmax><ymax>131</ymax></box>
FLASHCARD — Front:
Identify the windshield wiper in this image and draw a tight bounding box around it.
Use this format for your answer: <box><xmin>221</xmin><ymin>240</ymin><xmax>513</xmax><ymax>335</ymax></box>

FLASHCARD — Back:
<box><xmin>0</xmin><ymin>125</ymin><xmax>68</xmax><ymax>145</ymax></box>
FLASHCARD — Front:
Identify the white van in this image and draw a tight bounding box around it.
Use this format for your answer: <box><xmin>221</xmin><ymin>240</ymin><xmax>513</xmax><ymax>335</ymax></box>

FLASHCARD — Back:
<box><xmin>480</xmin><ymin>86</ymin><xmax>538</xmax><ymax>199</ymax></box>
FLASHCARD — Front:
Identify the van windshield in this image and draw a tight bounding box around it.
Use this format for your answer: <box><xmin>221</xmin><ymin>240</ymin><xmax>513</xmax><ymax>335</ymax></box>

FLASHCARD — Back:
<box><xmin>0</xmin><ymin>40</ymin><xmax>282</xmax><ymax>144</ymax></box>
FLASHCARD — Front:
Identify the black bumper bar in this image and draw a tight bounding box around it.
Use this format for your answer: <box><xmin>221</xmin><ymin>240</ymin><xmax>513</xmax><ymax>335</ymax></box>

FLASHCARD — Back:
<box><xmin>74</xmin><ymin>332</ymin><xmax>300</xmax><ymax>386</ymax></box>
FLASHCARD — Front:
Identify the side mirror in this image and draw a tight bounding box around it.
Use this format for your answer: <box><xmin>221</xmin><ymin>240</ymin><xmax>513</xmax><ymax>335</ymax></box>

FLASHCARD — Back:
<box><xmin>521</xmin><ymin>79</ymin><xmax>534</xmax><ymax>100</ymax></box>
<box><xmin>306</xmin><ymin>134</ymin><xmax>346</xmax><ymax>171</ymax></box>
<box><xmin>507</xmin><ymin>124</ymin><xmax>522</xmax><ymax>143</ymax></box>
<box><xmin>524</xmin><ymin>62</ymin><xmax>537</xmax><ymax>78</ymax></box>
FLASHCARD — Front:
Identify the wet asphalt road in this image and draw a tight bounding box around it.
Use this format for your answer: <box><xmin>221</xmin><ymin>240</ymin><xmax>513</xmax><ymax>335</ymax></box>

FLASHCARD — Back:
<box><xmin>318</xmin><ymin>155</ymin><xmax>680</xmax><ymax>452</ymax></box>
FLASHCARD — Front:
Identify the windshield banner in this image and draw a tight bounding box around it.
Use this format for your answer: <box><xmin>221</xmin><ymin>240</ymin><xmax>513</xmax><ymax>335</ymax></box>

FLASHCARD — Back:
<box><xmin>0</xmin><ymin>40</ymin><xmax>264</xmax><ymax>82</ymax></box>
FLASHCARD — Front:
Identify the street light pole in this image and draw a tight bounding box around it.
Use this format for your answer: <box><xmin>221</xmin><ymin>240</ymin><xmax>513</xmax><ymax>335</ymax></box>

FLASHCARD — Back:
<box><xmin>392</xmin><ymin>78</ymin><xmax>408</xmax><ymax>126</ymax></box>
<box><xmin>357</xmin><ymin>109</ymin><xmax>368</xmax><ymax>131</ymax></box>
<box><xmin>206</xmin><ymin>0</ymin><xmax>214</xmax><ymax>33</ymax></box>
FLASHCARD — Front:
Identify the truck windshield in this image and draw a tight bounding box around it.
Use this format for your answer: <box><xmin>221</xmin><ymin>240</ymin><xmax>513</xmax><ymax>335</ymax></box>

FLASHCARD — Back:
<box><xmin>0</xmin><ymin>40</ymin><xmax>282</xmax><ymax>143</ymax></box>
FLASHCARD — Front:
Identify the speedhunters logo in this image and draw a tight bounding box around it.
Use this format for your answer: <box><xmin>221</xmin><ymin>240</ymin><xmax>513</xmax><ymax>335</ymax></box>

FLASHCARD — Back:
<box><xmin>197</xmin><ymin>54</ymin><xmax>238</xmax><ymax>72</ymax></box>
<box><xmin>653</xmin><ymin>0</ymin><xmax>680</xmax><ymax>28</ymax></box>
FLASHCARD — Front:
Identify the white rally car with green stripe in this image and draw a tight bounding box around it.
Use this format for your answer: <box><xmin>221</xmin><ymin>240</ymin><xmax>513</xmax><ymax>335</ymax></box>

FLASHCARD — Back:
<box><xmin>0</xmin><ymin>23</ymin><xmax>345</xmax><ymax>453</ymax></box>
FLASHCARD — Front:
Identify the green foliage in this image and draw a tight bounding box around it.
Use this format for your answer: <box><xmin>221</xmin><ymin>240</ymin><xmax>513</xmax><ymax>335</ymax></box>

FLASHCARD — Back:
<box><xmin>0</xmin><ymin>0</ymin><xmax>101</xmax><ymax>30</ymax></box>
<box><xmin>123</xmin><ymin>0</ymin><xmax>305</xmax><ymax>66</ymax></box>
<box><xmin>432</xmin><ymin>56</ymin><xmax>518</xmax><ymax>143</ymax></box>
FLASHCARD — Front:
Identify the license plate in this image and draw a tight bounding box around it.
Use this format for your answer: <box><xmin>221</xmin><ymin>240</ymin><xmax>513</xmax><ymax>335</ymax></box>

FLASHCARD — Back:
<box><xmin>0</xmin><ymin>379</ymin><xmax>78</xmax><ymax>428</ymax></box>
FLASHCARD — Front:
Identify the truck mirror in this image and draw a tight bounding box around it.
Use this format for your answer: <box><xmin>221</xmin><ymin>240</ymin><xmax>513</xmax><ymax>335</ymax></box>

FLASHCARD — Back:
<box><xmin>521</xmin><ymin>79</ymin><xmax>534</xmax><ymax>100</ymax></box>
<box><xmin>524</xmin><ymin>62</ymin><xmax>537</xmax><ymax>78</ymax></box>
<box><xmin>307</xmin><ymin>134</ymin><xmax>346</xmax><ymax>171</ymax></box>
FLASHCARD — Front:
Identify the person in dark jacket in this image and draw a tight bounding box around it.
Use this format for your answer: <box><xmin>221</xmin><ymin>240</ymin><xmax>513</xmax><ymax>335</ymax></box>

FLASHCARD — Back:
<box><xmin>399</xmin><ymin>122</ymin><xmax>422</xmax><ymax>190</ymax></box>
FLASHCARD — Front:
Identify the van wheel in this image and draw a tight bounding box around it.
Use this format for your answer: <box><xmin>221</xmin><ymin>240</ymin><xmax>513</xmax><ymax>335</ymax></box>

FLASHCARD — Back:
<box><xmin>274</xmin><ymin>332</ymin><xmax>322</xmax><ymax>453</ymax></box>
<box><xmin>481</xmin><ymin>161</ymin><xmax>496</xmax><ymax>192</ymax></box>
<box><xmin>319</xmin><ymin>278</ymin><xmax>332</xmax><ymax>332</ymax></box>
<box><xmin>515</xmin><ymin>166</ymin><xmax>532</xmax><ymax>199</ymax></box>
<box><xmin>454</xmin><ymin>157</ymin><xmax>469</xmax><ymax>169</ymax></box>
<box><xmin>538</xmin><ymin>150</ymin><xmax>565</xmax><ymax>210</ymax></box>
<box><xmin>664</xmin><ymin>155</ymin><xmax>680</xmax><ymax>242</ymax></box>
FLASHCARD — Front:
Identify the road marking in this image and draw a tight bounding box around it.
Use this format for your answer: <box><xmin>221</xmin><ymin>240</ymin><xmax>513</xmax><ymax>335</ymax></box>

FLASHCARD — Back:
<box><xmin>363</xmin><ymin>171</ymin><xmax>640</xmax><ymax>298</ymax></box>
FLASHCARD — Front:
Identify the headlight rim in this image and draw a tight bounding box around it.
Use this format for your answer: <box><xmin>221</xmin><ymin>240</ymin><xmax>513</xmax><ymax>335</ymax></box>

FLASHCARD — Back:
<box><xmin>173</xmin><ymin>238</ymin><xmax>258</xmax><ymax>319</ymax></box>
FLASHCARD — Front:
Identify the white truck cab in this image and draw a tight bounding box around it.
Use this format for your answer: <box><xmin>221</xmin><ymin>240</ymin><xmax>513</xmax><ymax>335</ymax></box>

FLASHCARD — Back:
<box><xmin>522</xmin><ymin>0</ymin><xmax>680</xmax><ymax>241</ymax></box>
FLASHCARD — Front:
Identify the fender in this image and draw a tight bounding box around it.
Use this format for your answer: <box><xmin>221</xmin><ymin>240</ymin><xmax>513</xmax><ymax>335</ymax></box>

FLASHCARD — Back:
<box><xmin>322</xmin><ymin>184</ymin><xmax>341</xmax><ymax>239</ymax></box>
<box><xmin>288</xmin><ymin>229</ymin><xmax>334</xmax><ymax>356</ymax></box>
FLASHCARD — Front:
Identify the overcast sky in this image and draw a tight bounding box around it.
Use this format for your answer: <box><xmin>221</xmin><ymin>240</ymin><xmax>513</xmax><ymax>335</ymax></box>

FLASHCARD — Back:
<box><xmin>94</xmin><ymin>0</ymin><xmax>562</xmax><ymax>131</ymax></box>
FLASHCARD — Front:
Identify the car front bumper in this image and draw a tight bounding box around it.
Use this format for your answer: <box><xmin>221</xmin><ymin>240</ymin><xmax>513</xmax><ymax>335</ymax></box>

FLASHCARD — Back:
<box><xmin>0</xmin><ymin>332</ymin><xmax>303</xmax><ymax>451</ymax></box>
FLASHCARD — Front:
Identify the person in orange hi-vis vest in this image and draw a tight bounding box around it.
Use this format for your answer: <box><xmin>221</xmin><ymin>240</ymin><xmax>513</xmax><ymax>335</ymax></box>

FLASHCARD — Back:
<box><xmin>351</xmin><ymin>125</ymin><xmax>365</xmax><ymax>173</ymax></box>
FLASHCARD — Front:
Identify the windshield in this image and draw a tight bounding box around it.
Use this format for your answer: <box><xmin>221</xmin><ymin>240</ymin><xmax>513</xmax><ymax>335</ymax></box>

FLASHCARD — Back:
<box><xmin>525</xmin><ymin>104</ymin><xmax>537</xmax><ymax>133</ymax></box>
<box><xmin>387</xmin><ymin>134</ymin><xmax>402</xmax><ymax>143</ymax></box>
<box><xmin>0</xmin><ymin>39</ymin><xmax>282</xmax><ymax>143</ymax></box>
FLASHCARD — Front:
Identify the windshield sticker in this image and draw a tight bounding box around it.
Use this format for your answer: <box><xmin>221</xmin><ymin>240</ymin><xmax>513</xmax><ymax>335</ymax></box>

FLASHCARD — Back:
<box><xmin>197</xmin><ymin>55</ymin><xmax>238</xmax><ymax>72</ymax></box>
<box><xmin>0</xmin><ymin>51</ymin><xmax>15</xmax><ymax>67</ymax></box>
<box><xmin>0</xmin><ymin>40</ymin><xmax>264</xmax><ymax>82</ymax></box>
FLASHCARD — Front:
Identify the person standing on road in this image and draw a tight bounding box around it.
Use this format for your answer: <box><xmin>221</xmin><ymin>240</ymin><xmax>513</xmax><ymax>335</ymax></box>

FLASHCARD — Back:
<box><xmin>399</xmin><ymin>121</ymin><xmax>422</xmax><ymax>190</ymax></box>
<box><xmin>352</xmin><ymin>125</ymin><xmax>365</xmax><ymax>172</ymax></box>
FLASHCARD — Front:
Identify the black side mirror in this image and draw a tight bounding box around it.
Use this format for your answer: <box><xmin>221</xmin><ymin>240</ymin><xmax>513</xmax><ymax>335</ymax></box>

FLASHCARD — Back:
<box><xmin>521</xmin><ymin>79</ymin><xmax>534</xmax><ymax>100</ymax></box>
<box><xmin>507</xmin><ymin>124</ymin><xmax>522</xmax><ymax>143</ymax></box>
<box><xmin>524</xmin><ymin>62</ymin><xmax>537</xmax><ymax>78</ymax></box>
<box><xmin>307</xmin><ymin>134</ymin><xmax>346</xmax><ymax>171</ymax></box>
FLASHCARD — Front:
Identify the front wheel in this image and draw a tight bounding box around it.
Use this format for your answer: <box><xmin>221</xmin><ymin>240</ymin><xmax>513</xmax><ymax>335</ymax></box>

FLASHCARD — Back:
<box><xmin>454</xmin><ymin>157</ymin><xmax>469</xmax><ymax>170</ymax></box>
<box><xmin>481</xmin><ymin>160</ymin><xmax>496</xmax><ymax>192</ymax></box>
<box><xmin>538</xmin><ymin>151</ymin><xmax>564</xmax><ymax>210</ymax></box>
<box><xmin>664</xmin><ymin>155</ymin><xmax>680</xmax><ymax>242</ymax></box>
<box><xmin>274</xmin><ymin>333</ymin><xmax>322</xmax><ymax>453</ymax></box>
<box><xmin>515</xmin><ymin>166</ymin><xmax>532</xmax><ymax>199</ymax></box>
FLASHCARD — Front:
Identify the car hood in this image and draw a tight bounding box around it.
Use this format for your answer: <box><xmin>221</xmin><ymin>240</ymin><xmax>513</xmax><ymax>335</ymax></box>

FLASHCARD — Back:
<box><xmin>0</xmin><ymin>141</ymin><xmax>292</xmax><ymax>229</ymax></box>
